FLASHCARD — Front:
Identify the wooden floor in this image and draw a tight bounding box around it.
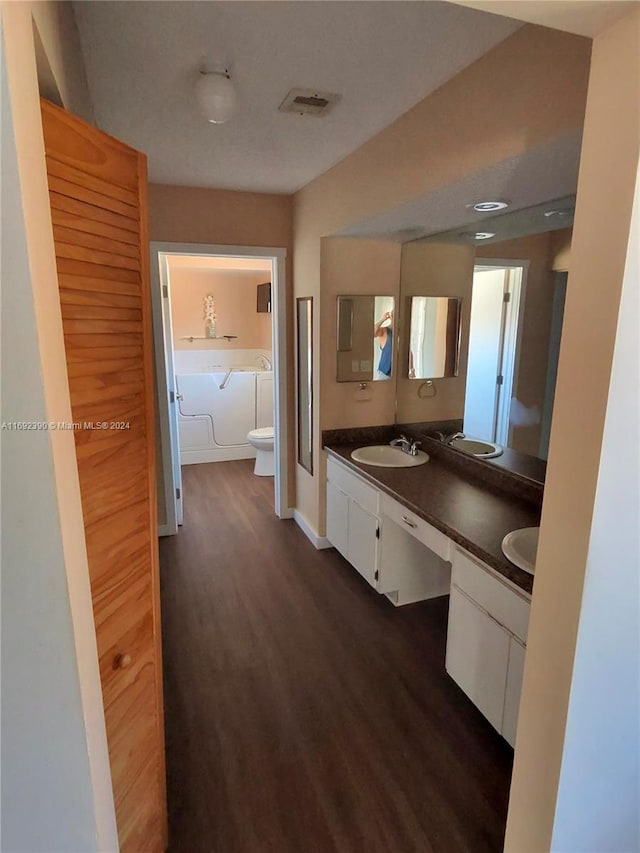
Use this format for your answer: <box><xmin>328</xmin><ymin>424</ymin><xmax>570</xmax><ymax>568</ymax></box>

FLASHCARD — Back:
<box><xmin>159</xmin><ymin>460</ymin><xmax>513</xmax><ymax>853</ymax></box>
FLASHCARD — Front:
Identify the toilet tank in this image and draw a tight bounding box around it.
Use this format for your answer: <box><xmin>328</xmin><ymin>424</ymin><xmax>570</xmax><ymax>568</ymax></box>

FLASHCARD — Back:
<box><xmin>256</xmin><ymin>373</ymin><xmax>274</xmax><ymax>428</ymax></box>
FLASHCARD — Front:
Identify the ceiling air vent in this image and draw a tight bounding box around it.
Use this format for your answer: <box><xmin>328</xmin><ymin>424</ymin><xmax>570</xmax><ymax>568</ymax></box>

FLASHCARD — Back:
<box><xmin>278</xmin><ymin>88</ymin><xmax>340</xmax><ymax>117</ymax></box>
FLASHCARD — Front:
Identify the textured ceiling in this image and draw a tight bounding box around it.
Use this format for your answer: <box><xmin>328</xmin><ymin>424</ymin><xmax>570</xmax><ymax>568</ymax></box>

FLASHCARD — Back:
<box><xmin>337</xmin><ymin>131</ymin><xmax>583</xmax><ymax>241</ymax></box>
<box><xmin>74</xmin><ymin>1</ymin><xmax>520</xmax><ymax>193</ymax></box>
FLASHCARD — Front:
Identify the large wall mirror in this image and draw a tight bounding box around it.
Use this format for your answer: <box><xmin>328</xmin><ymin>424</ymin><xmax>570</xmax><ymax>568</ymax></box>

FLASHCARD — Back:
<box><xmin>398</xmin><ymin>195</ymin><xmax>575</xmax><ymax>464</ymax></box>
<box><xmin>409</xmin><ymin>297</ymin><xmax>461</xmax><ymax>379</ymax></box>
<box><xmin>297</xmin><ymin>297</ymin><xmax>313</xmax><ymax>474</ymax></box>
<box><xmin>336</xmin><ymin>295</ymin><xmax>395</xmax><ymax>382</ymax></box>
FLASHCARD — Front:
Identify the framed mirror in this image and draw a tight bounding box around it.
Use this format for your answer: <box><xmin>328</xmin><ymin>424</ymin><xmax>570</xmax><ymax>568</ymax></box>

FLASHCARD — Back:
<box><xmin>408</xmin><ymin>296</ymin><xmax>462</xmax><ymax>379</ymax></box>
<box><xmin>297</xmin><ymin>297</ymin><xmax>313</xmax><ymax>474</ymax></box>
<box><xmin>336</xmin><ymin>295</ymin><xmax>395</xmax><ymax>382</ymax></box>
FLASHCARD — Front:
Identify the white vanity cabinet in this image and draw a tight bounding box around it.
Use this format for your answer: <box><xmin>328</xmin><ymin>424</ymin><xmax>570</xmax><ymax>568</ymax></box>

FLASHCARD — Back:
<box><xmin>445</xmin><ymin>546</ymin><xmax>531</xmax><ymax>747</ymax></box>
<box><xmin>378</xmin><ymin>493</ymin><xmax>451</xmax><ymax>605</ymax></box>
<box><xmin>326</xmin><ymin>455</ymin><xmax>451</xmax><ymax>604</ymax></box>
<box><xmin>326</xmin><ymin>457</ymin><xmax>380</xmax><ymax>589</ymax></box>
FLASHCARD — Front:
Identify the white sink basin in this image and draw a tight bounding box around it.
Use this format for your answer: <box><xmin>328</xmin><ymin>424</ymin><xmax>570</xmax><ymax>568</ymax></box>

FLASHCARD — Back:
<box><xmin>501</xmin><ymin>527</ymin><xmax>539</xmax><ymax>574</ymax></box>
<box><xmin>449</xmin><ymin>436</ymin><xmax>503</xmax><ymax>458</ymax></box>
<box><xmin>350</xmin><ymin>445</ymin><xmax>429</xmax><ymax>468</ymax></box>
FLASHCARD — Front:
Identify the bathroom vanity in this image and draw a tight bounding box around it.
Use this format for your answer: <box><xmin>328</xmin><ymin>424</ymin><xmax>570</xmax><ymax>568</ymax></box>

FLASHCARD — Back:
<box><xmin>324</xmin><ymin>441</ymin><xmax>538</xmax><ymax>747</ymax></box>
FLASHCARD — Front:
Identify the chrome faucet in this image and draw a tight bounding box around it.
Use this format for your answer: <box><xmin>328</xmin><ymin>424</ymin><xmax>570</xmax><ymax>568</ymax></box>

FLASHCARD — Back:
<box><xmin>443</xmin><ymin>431</ymin><xmax>465</xmax><ymax>445</ymax></box>
<box><xmin>390</xmin><ymin>435</ymin><xmax>422</xmax><ymax>456</ymax></box>
<box><xmin>390</xmin><ymin>434</ymin><xmax>411</xmax><ymax>453</ymax></box>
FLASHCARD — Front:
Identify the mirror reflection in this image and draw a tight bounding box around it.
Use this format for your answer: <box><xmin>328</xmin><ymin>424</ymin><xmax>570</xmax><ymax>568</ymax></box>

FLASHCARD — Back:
<box><xmin>397</xmin><ymin>196</ymin><xmax>574</xmax><ymax>463</ymax></box>
<box><xmin>408</xmin><ymin>297</ymin><xmax>461</xmax><ymax>380</ymax></box>
<box><xmin>297</xmin><ymin>297</ymin><xmax>313</xmax><ymax>474</ymax></box>
<box><xmin>337</xmin><ymin>295</ymin><xmax>395</xmax><ymax>382</ymax></box>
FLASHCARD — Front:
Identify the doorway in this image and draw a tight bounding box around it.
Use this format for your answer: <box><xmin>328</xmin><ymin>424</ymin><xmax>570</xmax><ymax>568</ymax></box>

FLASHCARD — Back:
<box><xmin>150</xmin><ymin>242</ymin><xmax>290</xmax><ymax>535</ymax></box>
<box><xmin>463</xmin><ymin>262</ymin><xmax>527</xmax><ymax>446</ymax></box>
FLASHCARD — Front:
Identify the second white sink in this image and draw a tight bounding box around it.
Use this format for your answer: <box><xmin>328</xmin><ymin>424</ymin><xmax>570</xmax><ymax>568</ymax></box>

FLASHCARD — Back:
<box><xmin>449</xmin><ymin>436</ymin><xmax>503</xmax><ymax>458</ymax></box>
<box><xmin>501</xmin><ymin>527</ymin><xmax>539</xmax><ymax>574</ymax></box>
<box><xmin>351</xmin><ymin>445</ymin><xmax>429</xmax><ymax>468</ymax></box>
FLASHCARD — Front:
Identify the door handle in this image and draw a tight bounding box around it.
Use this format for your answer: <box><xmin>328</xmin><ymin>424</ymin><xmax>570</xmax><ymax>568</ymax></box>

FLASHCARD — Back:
<box><xmin>113</xmin><ymin>653</ymin><xmax>132</xmax><ymax>670</ymax></box>
<box><xmin>402</xmin><ymin>516</ymin><xmax>417</xmax><ymax>529</ymax></box>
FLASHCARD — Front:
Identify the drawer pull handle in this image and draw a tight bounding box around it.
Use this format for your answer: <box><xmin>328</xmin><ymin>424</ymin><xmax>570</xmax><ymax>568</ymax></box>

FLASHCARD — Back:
<box><xmin>114</xmin><ymin>653</ymin><xmax>132</xmax><ymax>670</ymax></box>
<box><xmin>401</xmin><ymin>516</ymin><xmax>417</xmax><ymax>529</ymax></box>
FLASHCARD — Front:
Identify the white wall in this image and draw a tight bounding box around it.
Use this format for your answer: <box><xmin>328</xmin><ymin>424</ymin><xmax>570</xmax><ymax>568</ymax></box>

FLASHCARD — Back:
<box><xmin>0</xmin><ymin>28</ymin><xmax>115</xmax><ymax>852</ymax></box>
<box><xmin>505</xmin><ymin>7</ymin><xmax>640</xmax><ymax>849</ymax></box>
<box><xmin>550</xmin><ymin>167</ymin><xmax>639</xmax><ymax>853</ymax></box>
<box><xmin>0</xmin><ymin>7</ymin><xmax>117</xmax><ymax>851</ymax></box>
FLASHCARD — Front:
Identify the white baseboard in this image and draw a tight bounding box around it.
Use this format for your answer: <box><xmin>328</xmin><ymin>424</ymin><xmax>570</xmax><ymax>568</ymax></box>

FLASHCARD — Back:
<box><xmin>293</xmin><ymin>510</ymin><xmax>332</xmax><ymax>550</ymax></box>
<box><xmin>180</xmin><ymin>446</ymin><xmax>257</xmax><ymax>465</ymax></box>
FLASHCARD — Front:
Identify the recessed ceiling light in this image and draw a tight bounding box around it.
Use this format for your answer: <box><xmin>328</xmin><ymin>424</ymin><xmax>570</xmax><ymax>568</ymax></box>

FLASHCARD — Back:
<box><xmin>467</xmin><ymin>200</ymin><xmax>510</xmax><ymax>213</ymax></box>
<box><xmin>460</xmin><ymin>231</ymin><xmax>497</xmax><ymax>241</ymax></box>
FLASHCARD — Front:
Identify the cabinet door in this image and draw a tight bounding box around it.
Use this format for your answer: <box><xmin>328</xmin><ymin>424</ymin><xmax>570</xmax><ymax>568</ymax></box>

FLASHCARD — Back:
<box><xmin>348</xmin><ymin>500</ymin><xmax>379</xmax><ymax>588</ymax></box>
<box><xmin>502</xmin><ymin>636</ymin><xmax>526</xmax><ymax>747</ymax></box>
<box><xmin>445</xmin><ymin>585</ymin><xmax>510</xmax><ymax>733</ymax></box>
<box><xmin>326</xmin><ymin>480</ymin><xmax>349</xmax><ymax>559</ymax></box>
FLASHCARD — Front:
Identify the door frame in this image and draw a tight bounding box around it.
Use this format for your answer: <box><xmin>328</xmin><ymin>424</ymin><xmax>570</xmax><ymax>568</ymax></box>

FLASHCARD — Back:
<box><xmin>150</xmin><ymin>241</ymin><xmax>290</xmax><ymax>533</ymax></box>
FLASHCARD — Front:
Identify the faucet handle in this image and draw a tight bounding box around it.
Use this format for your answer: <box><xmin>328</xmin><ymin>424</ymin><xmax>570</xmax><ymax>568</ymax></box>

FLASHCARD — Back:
<box><xmin>410</xmin><ymin>440</ymin><xmax>422</xmax><ymax>456</ymax></box>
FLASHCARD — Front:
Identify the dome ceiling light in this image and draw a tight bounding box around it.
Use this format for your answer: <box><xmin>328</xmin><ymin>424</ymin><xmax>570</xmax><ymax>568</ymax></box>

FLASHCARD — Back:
<box><xmin>196</xmin><ymin>68</ymin><xmax>237</xmax><ymax>124</ymax></box>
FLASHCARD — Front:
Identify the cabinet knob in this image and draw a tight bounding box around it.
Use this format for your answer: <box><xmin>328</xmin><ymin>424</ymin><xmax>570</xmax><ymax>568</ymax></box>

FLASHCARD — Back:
<box><xmin>114</xmin><ymin>653</ymin><xmax>132</xmax><ymax>670</ymax></box>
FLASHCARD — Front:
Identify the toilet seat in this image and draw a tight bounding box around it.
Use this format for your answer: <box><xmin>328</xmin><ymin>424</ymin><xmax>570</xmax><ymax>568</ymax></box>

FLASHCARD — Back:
<box><xmin>248</xmin><ymin>427</ymin><xmax>274</xmax><ymax>440</ymax></box>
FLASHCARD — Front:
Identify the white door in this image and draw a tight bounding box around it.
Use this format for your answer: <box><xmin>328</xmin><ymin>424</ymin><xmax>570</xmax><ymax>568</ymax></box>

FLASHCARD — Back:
<box><xmin>463</xmin><ymin>268</ymin><xmax>507</xmax><ymax>442</ymax></box>
<box><xmin>159</xmin><ymin>256</ymin><xmax>183</xmax><ymax>528</ymax></box>
<box><xmin>326</xmin><ymin>481</ymin><xmax>349</xmax><ymax>560</ymax></box>
<box><xmin>348</xmin><ymin>501</ymin><xmax>379</xmax><ymax>588</ymax></box>
<box><xmin>445</xmin><ymin>585</ymin><xmax>510</xmax><ymax>733</ymax></box>
<box><xmin>502</xmin><ymin>636</ymin><xmax>526</xmax><ymax>747</ymax></box>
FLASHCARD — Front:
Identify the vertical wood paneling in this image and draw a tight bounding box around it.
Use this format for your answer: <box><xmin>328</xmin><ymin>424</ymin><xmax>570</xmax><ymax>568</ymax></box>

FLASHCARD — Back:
<box><xmin>41</xmin><ymin>98</ymin><xmax>166</xmax><ymax>852</ymax></box>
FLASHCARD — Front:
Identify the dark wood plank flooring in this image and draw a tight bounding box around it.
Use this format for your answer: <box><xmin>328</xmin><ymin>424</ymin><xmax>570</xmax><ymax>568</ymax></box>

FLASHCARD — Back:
<box><xmin>159</xmin><ymin>460</ymin><xmax>513</xmax><ymax>853</ymax></box>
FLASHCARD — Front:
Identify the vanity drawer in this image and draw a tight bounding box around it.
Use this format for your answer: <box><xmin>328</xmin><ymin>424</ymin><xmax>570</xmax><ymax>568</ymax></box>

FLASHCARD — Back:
<box><xmin>452</xmin><ymin>547</ymin><xmax>530</xmax><ymax>642</ymax></box>
<box><xmin>326</xmin><ymin>456</ymin><xmax>378</xmax><ymax>515</ymax></box>
<box><xmin>380</xmin><ymin>493</ymin><xmax>451</xmax><ymax>561</ymax></box>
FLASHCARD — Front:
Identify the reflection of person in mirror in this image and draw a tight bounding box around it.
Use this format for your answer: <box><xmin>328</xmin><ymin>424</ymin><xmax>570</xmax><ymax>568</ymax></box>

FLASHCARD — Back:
<box><xmin>374</xmin><ymin>311</ymin><xmax>393</xmax><ymax>379</ymax></box>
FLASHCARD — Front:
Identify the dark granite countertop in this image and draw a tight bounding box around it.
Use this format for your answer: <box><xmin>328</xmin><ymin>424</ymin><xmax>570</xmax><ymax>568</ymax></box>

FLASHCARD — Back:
<box><xmin>324</xmin><ymin>443</ymin><xmax>539</xmax><ymax>595</ymax></box>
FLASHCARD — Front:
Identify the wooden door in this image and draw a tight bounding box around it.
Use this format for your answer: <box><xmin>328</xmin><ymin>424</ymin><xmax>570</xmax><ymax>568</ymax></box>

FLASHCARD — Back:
<box><xmin>41</xmin><ymin>99</ymin><xmax>166</xmax><ymax>852</ymax></box>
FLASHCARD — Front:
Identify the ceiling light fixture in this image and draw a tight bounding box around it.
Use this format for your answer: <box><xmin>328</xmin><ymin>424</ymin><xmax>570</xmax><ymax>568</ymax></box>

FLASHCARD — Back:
<box><xmin>196</xmin><ymin>68</ymin><xmax>237</xmax><ymax>124</ymax></box>
<box><xmin>544</xmin><ymin>208</ymin><xmax>574</xmax><ymax>218</ymax></box>
<box><xmin>468</xmin><ymin>200</ymin><xmax>510</xmax><ymax>213</ymax></box>
<box><xmin>460</xmin><ymin>231</ymin><xmax>497</xmax><ymax>241</ymax></box>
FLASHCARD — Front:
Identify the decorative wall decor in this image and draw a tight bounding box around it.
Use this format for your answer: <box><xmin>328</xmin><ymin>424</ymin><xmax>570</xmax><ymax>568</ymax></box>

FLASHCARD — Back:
<box><xmin>204</xmin><ymin>294</ymin><xmax>217</xmax><ymax>338</ymax></box>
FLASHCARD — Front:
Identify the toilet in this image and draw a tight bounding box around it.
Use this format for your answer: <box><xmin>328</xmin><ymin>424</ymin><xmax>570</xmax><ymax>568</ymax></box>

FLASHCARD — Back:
<box><xmin>247</xmin><ymin>427</ymin><xmax>275</xmax><ymax>476</ymax></box>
